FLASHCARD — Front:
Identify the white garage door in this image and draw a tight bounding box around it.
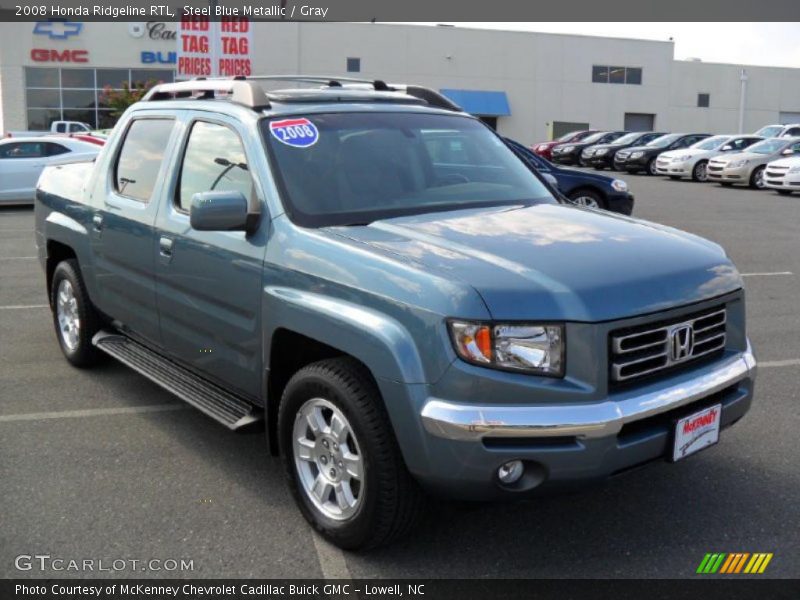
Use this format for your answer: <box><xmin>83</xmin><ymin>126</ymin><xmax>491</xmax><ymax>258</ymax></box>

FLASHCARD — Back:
<box><xmin>779</xmin><ymin>112</ymin><xmax>800</xmax><ymax>124</ymax></box>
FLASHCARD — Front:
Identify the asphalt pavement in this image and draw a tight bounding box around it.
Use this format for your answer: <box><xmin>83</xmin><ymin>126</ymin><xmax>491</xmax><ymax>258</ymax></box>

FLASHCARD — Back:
<box><xmin>1</xmin><ymin>171</ymin><xmax>798</xmax><ymax>579</ymax></box>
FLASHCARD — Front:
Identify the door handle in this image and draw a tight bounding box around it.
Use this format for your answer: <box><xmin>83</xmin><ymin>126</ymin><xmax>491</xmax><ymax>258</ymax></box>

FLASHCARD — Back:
<box><xmin>92</xmin><ymin>214</ymin><xmax>103</xmax><ymax>232</ymax></box>
<box><xmin>159</xmin><ymin>236</ymin><xmax>174</xmax><ymax>258</ymax></box>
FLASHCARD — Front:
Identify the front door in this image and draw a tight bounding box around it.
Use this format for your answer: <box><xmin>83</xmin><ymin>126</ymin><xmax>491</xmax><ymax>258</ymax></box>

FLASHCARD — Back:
<box><xmin>154</xmin><ymin>116</ymin><xmax>267</xmax><ymax>399</ymax></box>
<box><xmin>91</xmin><ymin>115</ymin><xmax>178</xmax><ymax>345</ymax></box>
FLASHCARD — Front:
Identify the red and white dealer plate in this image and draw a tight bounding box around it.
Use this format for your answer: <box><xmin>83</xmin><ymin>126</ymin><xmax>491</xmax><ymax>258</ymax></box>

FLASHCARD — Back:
<box><xmin>673</xmin><ymin>403</ymin><xmax>721</xmax><ymax>462</ymax></box>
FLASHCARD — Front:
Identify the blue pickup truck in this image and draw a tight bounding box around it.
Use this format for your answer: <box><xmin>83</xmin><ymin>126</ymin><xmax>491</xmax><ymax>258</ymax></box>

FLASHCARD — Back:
<box><xmin>35</xmin><ymin>77</ymin><xmax>756</xmax><ymax>550</ymax></box>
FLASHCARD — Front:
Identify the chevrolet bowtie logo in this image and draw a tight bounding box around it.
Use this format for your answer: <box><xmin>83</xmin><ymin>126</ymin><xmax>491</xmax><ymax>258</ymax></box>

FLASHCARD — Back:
<box><xmin>33</xmin><ymin>21</ymin><xmax>83</xmax><ymax>40</ymax></box>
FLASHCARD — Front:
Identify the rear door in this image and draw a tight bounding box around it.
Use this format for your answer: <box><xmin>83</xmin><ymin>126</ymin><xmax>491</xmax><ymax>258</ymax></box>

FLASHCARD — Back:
<box><xmin>153</xmin><ymin>114</ymin><xmax>268</xmax><ymax>399</ymax></box>
<box><xmin>0</xmin><ymin>141</ymin><xmax>46</xmax><ymax>201</ymax></box>
<box><xmin>91</xmin><ymin>114</ymin><xmax>179</xmax><ymax>345</ymax></box>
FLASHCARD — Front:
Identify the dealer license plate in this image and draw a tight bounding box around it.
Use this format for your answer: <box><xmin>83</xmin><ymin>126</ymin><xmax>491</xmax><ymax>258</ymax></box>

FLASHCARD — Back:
<box><xmin>673</xmin><ymin>404</ymin><xmax>721</xmax><ymax>462</ymax></box>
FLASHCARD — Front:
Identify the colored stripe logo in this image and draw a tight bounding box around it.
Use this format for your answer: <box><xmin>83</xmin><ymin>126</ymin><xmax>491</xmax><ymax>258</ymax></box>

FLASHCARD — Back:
<box><xmin>697</xmin><ymin>552</ymin><xmax>773</xmax><ymax>574</ymax></box>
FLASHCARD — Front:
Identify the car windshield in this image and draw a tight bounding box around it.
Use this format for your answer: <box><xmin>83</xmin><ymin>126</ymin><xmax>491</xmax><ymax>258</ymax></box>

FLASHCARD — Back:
<box><xmin>755</xmin><ymin>125</ymin><xmax>783</xmax><ymax>138</ymax></box>
<box><xmin>646</xmin><ymin>133</ymin><xmax>681</xmax><ymax>148</ymax></box>
<box><xmin>263</xmin><ymin>112</ymin><xmax>555</xmax><ymax>227</ymax></box>
<box><xmin>611</xmin><ymin>132</ymin><xmax>643</xmax><ymax>145</ymax></box>
<box><xmin>692</xmin><ymin>136</ymin><xmax>730</xmax><ymax>150</ymax></box>
<box><xmin>557</xmin><ymin>130</ymin><xmax>581</xmax><ymax>142</ymax></box>
<box><xmin>748</xmin><ymin>139</ymin><xmax>789</xmax><ymax>154</ymax></box>
<box><xmin>580</xmin><ymin>131</ymin><xmax>607</xmax><ymax>144</ymax></box>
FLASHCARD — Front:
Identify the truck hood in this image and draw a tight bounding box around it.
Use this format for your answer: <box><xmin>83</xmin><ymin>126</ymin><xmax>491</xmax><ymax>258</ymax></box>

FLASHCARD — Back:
<box><xmin>331</xmin><ymin>204</ymin><xmax>741</xmax><ymax>322</ymax></box>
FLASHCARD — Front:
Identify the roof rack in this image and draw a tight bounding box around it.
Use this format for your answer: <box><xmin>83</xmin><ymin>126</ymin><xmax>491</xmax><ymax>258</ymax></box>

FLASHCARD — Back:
<box><xmin>142</xmin><ymin>76</ymin><xmax>463</xmax><ymax>113</ymax></box>
<box><xmin>142</xmin><ymin>78</ymin><xmax>271</xmax><ymax>110</ymax></box>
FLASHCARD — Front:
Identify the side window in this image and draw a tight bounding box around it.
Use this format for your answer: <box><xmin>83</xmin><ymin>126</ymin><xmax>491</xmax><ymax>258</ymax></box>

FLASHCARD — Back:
<box><xmin>69</xmin><ymin>123</ymin><xmax>84</xmax><ymax>133</ymax></box>
<box><xmin>177</xmin><ymin>121</ymin><xmax>253</xmax><ymax>213</ymax></box>
<box><xmin>0</xmin><ymin>142</ymin><xmax>44</xmax><ymax>158</ymax></box>
<box><xmin>785</xmin><ymin>127</ymin><xmax>800</xmax><ymax>138</ymax></box>
<box><xmin>114</xmin><ymin>119</ymin><xmax>175</xmax><ymax>203</ymax></box>
<box><xmin>45</xmin><ymin>143</ymin><xmax>70</xmax><ymax>156</ymax></box>
<box><xmin>55</xmin><ymin>123</ymin><xmax>66</xmax><ymax>133</ymax></box>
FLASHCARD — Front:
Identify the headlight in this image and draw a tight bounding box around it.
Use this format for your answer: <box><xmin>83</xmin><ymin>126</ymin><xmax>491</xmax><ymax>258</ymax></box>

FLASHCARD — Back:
<box><xmin>630</xmin><ymin>151</ymin><xmax>644</xmax><ymax>159</ymax></box>
<box><xmin>448</xmin><ymin>320</ymin><xmax>564</xmax><ymax>376</ymax></box>
<box><xmin>674</xmin><ymin>155</ymin><xmax>692</xmax><ymax>162</ymax></box>
<box><xmin>582</xmin><ymin>148</ymin><xmax>593</xmax><ymax>157</ymax></box>
<box><xmin>595</xmin><ymin>148</ymin><xmax>608</xmax><ymax>155</ymax></box>
<box><xmin>562</xmin><ymin>146</ymin><xmax>575</xmax><ymax>153</ymax></box>
<box><xmin>537</xmin><ymin>145</ymin><xmax>548</xmax><ymax>152</ymax></box>
<box><xmin>729</xmin><ymin>159</ymin><xmax>749</xmax><ymax>168</ymax></box>
<box><xmin>611</xmin><ymin>179</ymin><xmax>628</xmax><ymax>192</ymax></box>
<box><xmin>788</xmin><ymin>165</ymin><xmax>800</xmax><ymax>174</ymax></box>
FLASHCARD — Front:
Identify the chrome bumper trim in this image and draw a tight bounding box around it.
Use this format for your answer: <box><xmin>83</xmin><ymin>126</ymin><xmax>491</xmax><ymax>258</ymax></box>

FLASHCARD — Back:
<box><xmin>421</xmin><ymin>344</ymin><xmax>756</xmax><ymax>442</ymax></box>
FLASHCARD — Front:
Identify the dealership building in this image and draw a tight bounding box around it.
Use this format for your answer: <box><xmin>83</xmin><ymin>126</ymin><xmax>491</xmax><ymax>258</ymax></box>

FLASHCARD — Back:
<box><xmin>1</xmin><ymin>21</ymin><xmax>800</xmax><ymax>141</ymax></box>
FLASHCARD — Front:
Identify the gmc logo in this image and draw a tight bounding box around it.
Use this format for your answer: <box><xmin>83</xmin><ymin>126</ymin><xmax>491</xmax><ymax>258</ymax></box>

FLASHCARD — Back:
<box><xmin>31</xmin><ymin>49</ymin><xmax>89</xmax><ymax>63</ymax></box>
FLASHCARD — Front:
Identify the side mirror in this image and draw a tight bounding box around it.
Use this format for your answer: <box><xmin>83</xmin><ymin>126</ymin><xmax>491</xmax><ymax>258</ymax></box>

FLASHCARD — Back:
<box><xmin>190</xmin><ymin>191</ymin><xmax>250</xmax><ymax>232</ymax></box>
<box><xmin>542</xmin><ymin>172</ymin><xmax>560</xmax><ymax>191</ymax></box>
<box><xmin>781</xmin><ymin>148</ymin><xmax>794</xmax><ymax>156</ymax></box>
<box><xmin>720</xmin><ymin>145</ymin><xmax>733</xmax><ymax>151</ymax></box>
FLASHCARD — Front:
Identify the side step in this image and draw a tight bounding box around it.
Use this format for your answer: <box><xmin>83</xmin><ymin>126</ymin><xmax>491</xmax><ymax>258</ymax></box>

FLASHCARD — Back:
<box><xmin>92</xmin><ymin>331</ymin><xmax>262</xmax><ymax>431</ymax></box>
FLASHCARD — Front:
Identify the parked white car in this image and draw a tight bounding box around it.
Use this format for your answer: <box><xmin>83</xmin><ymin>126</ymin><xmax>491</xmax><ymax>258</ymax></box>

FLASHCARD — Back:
<box><xmin>0</xmin><ymin>137</ymin><xmax>100</xmax><ymax>205</ymax></box>
<box><xmin>764</xmin><ymin>156</ymin><xmax>800</xmax><ymax>195</ymax></box>
<box><xmin>754</xmin><ymin>123</ymin><xmax>800</xmax><ymax>139</ymax></box>
<box><xmin>656</xmin><ymin>135</ymin><xmax>762</xmax><ymax>181</ymax></box>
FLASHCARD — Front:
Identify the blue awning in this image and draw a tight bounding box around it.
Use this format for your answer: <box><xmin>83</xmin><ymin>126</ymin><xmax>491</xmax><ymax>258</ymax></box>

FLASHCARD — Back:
<box><xmin>439</xmin><ymin>89</ymin><xmax>511</xmax><ymax>117</ymax></box>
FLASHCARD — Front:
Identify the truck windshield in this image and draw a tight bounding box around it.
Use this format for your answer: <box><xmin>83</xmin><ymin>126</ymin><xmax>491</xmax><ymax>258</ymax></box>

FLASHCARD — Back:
<box><xmin>262</xmin><ymin>112</ymin><xmax>554</xmax><ymax>227</ymax></box>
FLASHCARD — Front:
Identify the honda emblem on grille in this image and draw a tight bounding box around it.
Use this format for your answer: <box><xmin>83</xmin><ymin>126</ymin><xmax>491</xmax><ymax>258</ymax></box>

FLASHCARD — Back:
<box><xmin>670</xmin><ymin>325</ymin><xmax>695</xmax><ymax>362</ymax></box>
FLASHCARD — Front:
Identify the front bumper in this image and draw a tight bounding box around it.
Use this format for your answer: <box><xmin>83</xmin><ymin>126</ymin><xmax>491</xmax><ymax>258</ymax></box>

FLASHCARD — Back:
<box><xmin>764</xmin><ymin>170</ymin><xmax>800</xmax><ymax>190</ymax></box>
<box><xmin>605</xmin><ymin>192</ymin><xmax>634</xmax><ymax>215</ymax></box>
<box><xmin>413</xmin><ymin>343</ymin><xmax>755</xmax><ymax>499</ymax></box>
<box><xmin>708</xmin><ymin>164</ymin><xmax>749</xmax><ymax>183</ymax></box>
<box><xmin>551</xmin><ymin>152</ymin><xmax>580</xmax><ymax>165</ymax></box>
<box><xmin>656</xmin><ymin>159</ymin><xmax>693</xmax><ymax>177</ymax></box>
<box><xmin>586</xmin><ymin>154</ymin><xmax>614</xmax><ymax>168</ymax></box>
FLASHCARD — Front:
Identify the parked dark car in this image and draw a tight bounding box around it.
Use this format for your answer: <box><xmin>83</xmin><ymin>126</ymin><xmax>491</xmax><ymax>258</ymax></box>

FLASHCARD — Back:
<box><xmin>551</xmin><ymin>131</ymin><xmax>628</xmax><ymax>166</ymax></box>
<box><xmin>614</xmin><ymin>133</ymin><xmax>711</xmax><ymax>175</ymax></box>
<box><xmin>506</xmin><ymin>138</ymin><xmax>634</xmax><ymax>214</ymax></box>
<box><xmin>585</xmin><ymin>131</ymin><xmax>667</xmax><ymax>170</ymax></box>
<box><xmin>532</xmin><ymin>129</ymin><xmax>599</xmax><ymax>161</ymax></box>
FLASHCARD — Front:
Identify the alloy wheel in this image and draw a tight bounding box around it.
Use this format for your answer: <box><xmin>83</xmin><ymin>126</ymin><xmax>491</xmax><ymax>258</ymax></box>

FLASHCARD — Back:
<box><xmin>56</xmin><ymin>279</ymin><xmax>80</xmax><ymax>351</ymax></box>
<box><xmin>293</xmin><ymin>398</ymin><xmax>364</xmax><ymax>521</ymax></box>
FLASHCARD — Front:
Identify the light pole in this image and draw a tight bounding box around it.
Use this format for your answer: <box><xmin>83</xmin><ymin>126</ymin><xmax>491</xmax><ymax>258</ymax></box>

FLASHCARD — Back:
<box><xmin>738</xmin><ymin>68</ymin><xmax>748</xmax><ymax>134</ymax></box>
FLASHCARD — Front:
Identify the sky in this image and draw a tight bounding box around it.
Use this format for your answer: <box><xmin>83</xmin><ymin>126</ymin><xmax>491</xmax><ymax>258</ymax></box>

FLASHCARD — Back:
<box><xmin>415</xmin><ymin>23</ymin><xmax>800</xmax><ymax>68</ymax></box>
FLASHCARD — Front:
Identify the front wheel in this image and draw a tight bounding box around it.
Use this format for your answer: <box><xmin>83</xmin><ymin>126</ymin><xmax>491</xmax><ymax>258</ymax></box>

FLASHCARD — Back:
<box><xmin>568</xmin><ymin>189</ymin><xmax>606</xmax><ymax>210</ymax></box>
<box><xmin>749</xmin><ymin>166</ymin><xmax>766</xmax><ymax>189</ymax></box>
<box><xmin>50</xmin><ymin>259</ymin><xmax>103</xmax><ymax>367</ymax></box>
<box><xmin>647</xmin><ymin>158</ymin><xmax>658</xmax><ymax>176</ymax></box>
<box><xmin>279</xmin><ymin>357</ymin><xmax>424</xmax><ymax>550</ymax></box>
<box><xmin>692</xmin><ymin>160</ymin><xmax>709</xmax><ymax>182</ymax></box>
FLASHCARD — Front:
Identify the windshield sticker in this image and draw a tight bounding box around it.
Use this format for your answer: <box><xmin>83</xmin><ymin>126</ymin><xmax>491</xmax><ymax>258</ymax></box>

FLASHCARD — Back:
<box><xmin>269</xmin><ymin>118</ymin><xmax>319</xmax><ymax>148</ymax></box>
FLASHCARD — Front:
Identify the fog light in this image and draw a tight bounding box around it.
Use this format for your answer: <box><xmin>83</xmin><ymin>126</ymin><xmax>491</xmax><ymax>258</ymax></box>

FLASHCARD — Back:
<box><xmin>497</xmin><ymin>460</ymin><xmax>524</xmax><ymax>485</ymax></box>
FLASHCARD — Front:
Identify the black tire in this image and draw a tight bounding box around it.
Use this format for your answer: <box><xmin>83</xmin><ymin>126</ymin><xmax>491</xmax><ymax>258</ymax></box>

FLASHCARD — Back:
<box><xmin>646</xmin><ymin>158</ymin><xmax>658</xmax><ymax>176</ymax></box>
<box><xmin>749</xmin><ymin>166</ymin><xmax>766</xmax><ymax>189</ymax></box>
<box><xmin>50</xmin><ymin>259</ymin><xmax>103</xmax><ymax>367</ymax></box>
<box><xmin>568</xmin><ymin>188</ymin><xmax>607</xmax><ymax>210</ymax></box>
<box><xmin>278</xmin><ymin>357</ymin><xmax>425</xmax><ymax>550</ymax></box>
<box><xmin>776</xmin><ymin>190</ymin><xmax>792</xmax><ymax>196</ymax></box>
<box><xmin>692</xmin><ymin>160</ymin><xmax>709</xmax><ymax>182</ymax></box>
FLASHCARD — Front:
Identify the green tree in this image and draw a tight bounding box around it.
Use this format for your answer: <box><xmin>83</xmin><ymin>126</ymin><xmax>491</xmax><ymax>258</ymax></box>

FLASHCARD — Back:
<box><xmin>101</xmin><ymin>79</ymin><xmax>160</xmax><ymax>119</ymax></box>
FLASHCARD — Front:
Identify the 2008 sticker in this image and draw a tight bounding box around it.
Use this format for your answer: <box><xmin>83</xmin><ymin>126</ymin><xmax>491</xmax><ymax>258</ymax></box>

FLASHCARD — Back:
<box><xmin>269</xmin><ymin>118</ymin><xmax>319</xmax><ymax>148</ymax></box>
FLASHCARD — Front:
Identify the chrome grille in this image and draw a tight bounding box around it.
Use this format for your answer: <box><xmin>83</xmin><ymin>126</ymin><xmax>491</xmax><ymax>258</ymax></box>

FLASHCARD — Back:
<box><xmin>610</xmin><ymin>306</ymin><xmax>726</xmax><ymax>384</ymax></box>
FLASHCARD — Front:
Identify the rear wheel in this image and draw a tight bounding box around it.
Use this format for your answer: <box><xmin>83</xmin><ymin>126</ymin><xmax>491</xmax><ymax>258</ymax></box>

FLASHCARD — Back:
<box><xmin>279</xmin><ymin>357</ymin><xmax>424</xmax><ymax>550</ymax></box>
<box><xmin>50</xmin><ymin>259</ymin><xmax>103</xmax><ymax>367</ymax></box>
<box><xmin>749</xmin><ymin>166</ymin><xmax>766</xmax><ymax>189</ymax></box>
<box><xmin>692</xmin><ymin>160</ymin><xmax>709</xmax><ymax>182</ymax></box>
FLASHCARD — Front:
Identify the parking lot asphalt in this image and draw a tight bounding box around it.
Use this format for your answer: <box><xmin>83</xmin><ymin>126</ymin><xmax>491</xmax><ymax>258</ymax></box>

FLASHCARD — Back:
<box><xmin>1</xmin><ymin>171</ymin><xmax>799</xmax><ymax>579</ymax></box>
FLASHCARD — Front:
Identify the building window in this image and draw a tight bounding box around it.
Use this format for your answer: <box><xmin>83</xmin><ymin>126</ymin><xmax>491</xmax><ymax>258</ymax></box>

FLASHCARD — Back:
<box><xmin>698</xmin><ymin>93</ymin><xmax>710</xmax><ymax>108</ymax></box>
<box><xmin>346</xmin><ymin>57</ymin><xmax>361</xmax><ymax>73</ymax></box>
<box><xmin>592</xmin><ymin>65</ymin><xmax>642</xmax><ymax>85</ymax></box>
<box><xmin>24</xmin><ymin>67</ymin><xmax>175</xmax><ymax>131</ymax></box>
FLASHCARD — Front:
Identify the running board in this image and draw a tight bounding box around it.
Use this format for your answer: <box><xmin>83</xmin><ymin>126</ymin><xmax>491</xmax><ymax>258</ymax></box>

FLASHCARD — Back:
<box><xmin>92</xmin><ymin>331</ymin><xmax>262</xmax><ymax>431</ymax></box>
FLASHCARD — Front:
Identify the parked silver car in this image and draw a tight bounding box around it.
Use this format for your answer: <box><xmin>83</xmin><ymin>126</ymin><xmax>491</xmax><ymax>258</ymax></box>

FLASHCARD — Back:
<box><xmin>656</xmin><ymin>135</ymin><xmax>762</xmax><ymax>182</ymax></box>
<box><xmin>707</xmin><ymin>138</ymin><xmax>800</xmax><ymax>188</ymax></box>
